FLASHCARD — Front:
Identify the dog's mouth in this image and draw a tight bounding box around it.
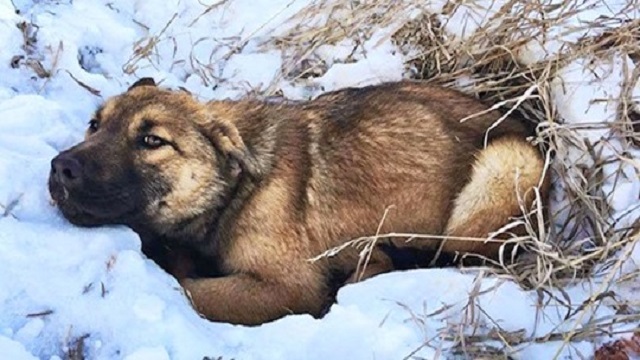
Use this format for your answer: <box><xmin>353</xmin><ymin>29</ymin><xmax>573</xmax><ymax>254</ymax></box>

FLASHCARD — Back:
<box><xmin>48</xmin><ymin>171</ymin><xmax>138</xmax><ymax>227</ymax></box>
<box><xmin>49</xmin><ymin>176</ymin><xmax>102</xmax><ymax>226</ymax></box>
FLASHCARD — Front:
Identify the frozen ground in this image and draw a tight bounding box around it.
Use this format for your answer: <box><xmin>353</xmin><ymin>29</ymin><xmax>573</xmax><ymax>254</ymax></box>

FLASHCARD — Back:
<box><xmin>0</xmin><ymin>0</ymin><xmax>639</xmax><ymax>359</ymax></box>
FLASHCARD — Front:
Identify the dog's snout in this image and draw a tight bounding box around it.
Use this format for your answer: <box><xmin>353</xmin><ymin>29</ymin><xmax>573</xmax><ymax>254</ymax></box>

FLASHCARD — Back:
<box><xmin>51</xmin><ymin>153</ymin><xmax>83</xmax><ymax>185</ymax></box>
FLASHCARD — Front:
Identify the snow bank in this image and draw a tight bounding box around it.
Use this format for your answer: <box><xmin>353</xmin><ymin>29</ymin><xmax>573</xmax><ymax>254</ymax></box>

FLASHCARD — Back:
<box><xmin>1</xmin><ymin>0</ymin><xmax>639</xmax><ymax>359</ymax></box>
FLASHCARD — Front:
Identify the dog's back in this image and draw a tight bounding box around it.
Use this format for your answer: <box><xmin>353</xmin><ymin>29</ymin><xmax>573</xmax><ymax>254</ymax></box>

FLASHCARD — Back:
<box><xmin>288</xmin><ymin>82</ymin><xmax>542</xmax><ymax>274</ymax></box>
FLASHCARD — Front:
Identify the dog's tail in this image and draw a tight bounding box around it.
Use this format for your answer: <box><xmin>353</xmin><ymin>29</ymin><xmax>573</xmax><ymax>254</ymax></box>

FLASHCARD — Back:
<box><xmin>439</xmin><ymin>135</ymin><xmax>549</xmax><ymax>260</ymax></box>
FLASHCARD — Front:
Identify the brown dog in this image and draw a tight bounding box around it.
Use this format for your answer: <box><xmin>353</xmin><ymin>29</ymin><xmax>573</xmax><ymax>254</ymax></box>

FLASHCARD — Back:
<box><xmin>48</xmin><ymin>78</ymin><xmax>548</xmax><ymax>325</ymax></box>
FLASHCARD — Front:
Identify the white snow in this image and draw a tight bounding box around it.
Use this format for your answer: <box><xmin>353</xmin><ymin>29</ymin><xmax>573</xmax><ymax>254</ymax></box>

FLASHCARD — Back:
<box><xmin>1</xmin><ymin>0</ymin><xmax>639</xmax><ymax>359</ymax></box>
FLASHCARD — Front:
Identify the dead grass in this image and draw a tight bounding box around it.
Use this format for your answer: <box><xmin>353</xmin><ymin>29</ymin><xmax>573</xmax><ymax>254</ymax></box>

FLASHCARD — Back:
<box><xmin>62</xmin><ymin>332</ymin><xmax>89</xmax><ymax>360</ymax></box>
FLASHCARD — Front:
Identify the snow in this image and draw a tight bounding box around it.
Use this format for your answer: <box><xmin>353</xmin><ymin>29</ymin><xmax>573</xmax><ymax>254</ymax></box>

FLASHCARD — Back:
<box><xmin>0</xmin><ymin>0</ymin><xmax>639</xmax><ymax>359</ymax></box>
<box><xmin>0</xmin><ymin>336</ymin><xmax>38</xmax><ymax>360</ymax></box>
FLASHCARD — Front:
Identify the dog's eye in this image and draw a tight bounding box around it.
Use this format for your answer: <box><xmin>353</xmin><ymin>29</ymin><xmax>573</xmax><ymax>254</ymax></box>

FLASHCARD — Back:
<box><xmin>88</xmin><ymin>119</ymin><xmax>99</xmax><ymax>133</ymax></box>
<box><xmin>141</xmin><ymin>135</ymin><xmax>167</xmax><ymax>149</ymax></box>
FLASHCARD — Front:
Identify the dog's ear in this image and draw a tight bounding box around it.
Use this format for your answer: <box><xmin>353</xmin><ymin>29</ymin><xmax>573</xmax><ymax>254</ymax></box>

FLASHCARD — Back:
<box><xmin>128</xmin><ymin>77</ymin><xmax>157</xmax><ymax>91</ymax></box>
<box><xmin>202</xmin><ymin>117</ymin><xmax>262</xmax><ymax>179</ymax></box>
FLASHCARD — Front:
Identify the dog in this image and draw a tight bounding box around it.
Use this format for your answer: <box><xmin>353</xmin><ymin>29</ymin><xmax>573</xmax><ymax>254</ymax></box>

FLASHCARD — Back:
<box><xmin>48</xmin><ymin>78</ymin><xmax>548</xmax><ymax>325</ymax></box>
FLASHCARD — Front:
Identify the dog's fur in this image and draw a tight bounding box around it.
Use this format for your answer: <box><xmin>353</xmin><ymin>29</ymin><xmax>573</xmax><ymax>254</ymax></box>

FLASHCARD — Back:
<box><xmin>48</xmin><ymin>78</ymin><xmax>548</xmax><ymax>325</ymax></box>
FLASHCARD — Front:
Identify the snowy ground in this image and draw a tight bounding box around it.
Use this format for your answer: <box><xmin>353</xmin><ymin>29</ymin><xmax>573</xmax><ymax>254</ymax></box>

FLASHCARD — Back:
<box><xmin>1</xmin><ymin>0</ymin><xmax>640</xmax><ymax>359</ymax></box>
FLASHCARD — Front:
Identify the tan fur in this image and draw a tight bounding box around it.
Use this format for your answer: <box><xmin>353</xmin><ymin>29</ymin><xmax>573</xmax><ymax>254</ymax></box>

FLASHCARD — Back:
<box><xmin>441</xmin><ymin>136</ymin><xmax>549</xmax><ymax>256</ymax></box>
<box><xmin>49</xmin><ymin>79</ymin><xmax>549</xmax><ymax>325</ymax></box>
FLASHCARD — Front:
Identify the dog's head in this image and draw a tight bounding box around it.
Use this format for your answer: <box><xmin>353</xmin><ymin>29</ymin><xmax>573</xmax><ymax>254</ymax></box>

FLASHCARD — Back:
<box><xmin>48</xmin><ymin>78</ymin><xmax>258</xmax><ymax>234</ymax></box>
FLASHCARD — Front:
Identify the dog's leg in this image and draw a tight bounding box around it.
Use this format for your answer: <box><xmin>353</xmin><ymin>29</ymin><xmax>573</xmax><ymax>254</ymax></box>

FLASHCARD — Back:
<box><xmin>439</xmin><ymin>136</ymin><xmax>548</xmax><ymax>257</ymax></box>
<box><xmin>180</xmin><ymin>270</ymin><xmax>328</xmax><ymax>325</ymax></box>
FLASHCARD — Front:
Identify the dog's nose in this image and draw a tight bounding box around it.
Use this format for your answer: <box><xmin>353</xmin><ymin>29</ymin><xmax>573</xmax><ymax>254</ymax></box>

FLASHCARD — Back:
<box><xmin>51</xmin><ymin>153</ymin><xmax>83</xmax><ymax>186</ymax></box>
